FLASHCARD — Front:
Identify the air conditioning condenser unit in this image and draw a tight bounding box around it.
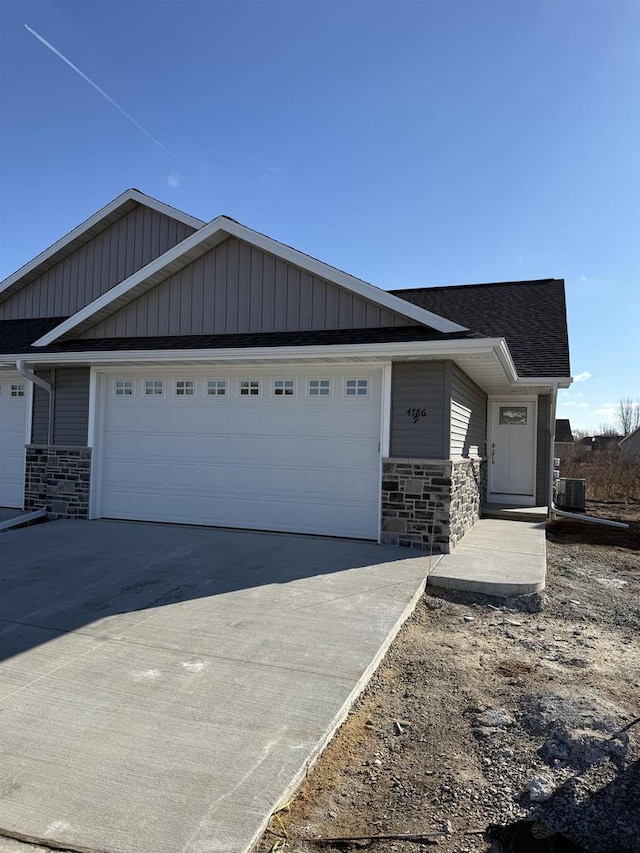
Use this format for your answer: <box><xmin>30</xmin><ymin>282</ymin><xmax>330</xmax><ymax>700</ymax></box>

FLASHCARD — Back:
<box><xmin>556</xmin><ymin>478</ymin><xmax>586</xmax><ymax>511</ymax></box>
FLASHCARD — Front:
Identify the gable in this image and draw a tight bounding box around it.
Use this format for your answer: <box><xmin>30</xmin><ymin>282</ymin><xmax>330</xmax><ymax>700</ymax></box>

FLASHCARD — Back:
<box><xmin>0</xmin><ymin>204</ymin><xmax>197</xmax><ymax>322</ymax></box>
<box><xmin>79</xmin><ymin>237</ymin><xmax>414</xmax><ymax>338</ymax></box>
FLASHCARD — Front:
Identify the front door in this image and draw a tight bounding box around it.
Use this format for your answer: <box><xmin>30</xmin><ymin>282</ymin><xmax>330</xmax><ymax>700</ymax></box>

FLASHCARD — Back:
<box><xmin>488</xmin><ymin>399</ymin><xmax>536</xmax><ymax>504</ymax></box>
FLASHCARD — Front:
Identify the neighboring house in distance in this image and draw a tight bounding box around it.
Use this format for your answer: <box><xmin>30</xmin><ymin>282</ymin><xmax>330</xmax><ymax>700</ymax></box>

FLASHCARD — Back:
<box><xmin>0</xmin><ymin>190</ymin><xmax>572</xmax><ymax>553</ymax></box>
<box><xmin>554</xmin><ymin>418</ymin><xmax>575</xmax><ymax>461</ymax></box>
<box><xmin>620</xmin><ymin>426</ymin><xmax>640</xmax><ymax>461</ymax></box>
<box><xmin>575</xmin><ymin>434</ymin><xmax>621</xmax><ymax>456</ymax></box>
<box><xmin>555</xmin><ymin>419</ymin><xmax>574</xmax><ymax>444</ymax></box>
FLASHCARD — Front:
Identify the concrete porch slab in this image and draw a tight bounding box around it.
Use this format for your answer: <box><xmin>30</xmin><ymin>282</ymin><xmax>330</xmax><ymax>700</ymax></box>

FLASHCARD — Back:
<box><xmin>482</xmin><ymin>503</ymin><xmax>548</xmax><ymax>523</ymax></box>
<box><xmin>428</xmin><ymin>518</ymin><xmax>546</xmax><ymax>597</ymax></box>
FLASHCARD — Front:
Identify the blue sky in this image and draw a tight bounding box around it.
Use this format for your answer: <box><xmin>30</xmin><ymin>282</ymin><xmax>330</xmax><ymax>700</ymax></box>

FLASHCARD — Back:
<box><xmin>1</xmin><ymin>0</ymin><xmax>638</xmax><ymax>432</ymax></box>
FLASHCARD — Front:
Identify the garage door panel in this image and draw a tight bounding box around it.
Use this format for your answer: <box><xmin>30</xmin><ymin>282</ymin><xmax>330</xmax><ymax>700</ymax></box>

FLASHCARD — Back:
<box><xmin>0</xmin><ymin>375</ymin><xmax>28</xmax><ymax>508</ymax></box>
<box><xmin>98</xmin><ymin>370</ymin><xmax>382</xmax><ymax>538</ymax></box>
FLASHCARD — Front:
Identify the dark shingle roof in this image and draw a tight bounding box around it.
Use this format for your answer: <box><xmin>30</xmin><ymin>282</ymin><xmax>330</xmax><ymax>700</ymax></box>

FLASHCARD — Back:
<box><xmin>555</xmin><ymin>419</ymin><xmax>574</xmax><ymax>443</ymax></box>
<box><xmin>390</xmin><ymin>279</ymin><xmax>570</xmax><ymax>378</ymax></box>
<box><xmin>0</xmin><ymin>321</ymin><xmax>479</xmax><ymax>356</ymax></box>
<box><xmin>0</xmin><ymin>280</ymin><xmax>570</xmax><ymax>380</ymax></box>
<box><xmin>0</xmin><ymin>317</ymin><xmax>68</xmax><ymax>354</ymax></box>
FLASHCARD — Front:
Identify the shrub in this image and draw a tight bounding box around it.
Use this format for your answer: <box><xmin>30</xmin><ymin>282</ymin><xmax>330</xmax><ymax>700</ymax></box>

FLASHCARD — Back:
<box><xmin>560</xmin><ymin>449</ymin><xmax>640</xmax><ymax>501</ymax></box>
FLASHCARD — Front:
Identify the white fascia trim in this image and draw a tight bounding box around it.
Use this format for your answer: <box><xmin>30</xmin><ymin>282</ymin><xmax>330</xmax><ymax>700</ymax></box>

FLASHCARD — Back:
<box><xmin>515</xmin><ymin>376</ymin><xmax>573</xmax><ymax>389</ymax></box>
<box><xmin>0</xmin><ymin>189</ymin><xmax>205</xmax><ymax>301</ymax></box>
<box><xmin>33</xmin><ymin>217</ymin><xmax>468</xmax><ymax>347</ymax></box>
<box><xmin>493</xmin><ymin>340</ymin><xmax>519</xmax><ymax>385</ymax></box>
<box><xmin>3</xmin><ymin>337</ymin><xmax>514</xmax><ymax>368</ymax></box>
<box><xmin>125</xmin><ymin>189</ymin><xmax>205</xmax><ymax>230</ymax></box>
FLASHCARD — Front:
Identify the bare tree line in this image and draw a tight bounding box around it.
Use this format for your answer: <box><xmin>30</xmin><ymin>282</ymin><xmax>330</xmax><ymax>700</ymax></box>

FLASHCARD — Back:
<box><xmin>612</xmin><ymin>397</ymin><xmax>640</xmax><ymax>436</ymax></box>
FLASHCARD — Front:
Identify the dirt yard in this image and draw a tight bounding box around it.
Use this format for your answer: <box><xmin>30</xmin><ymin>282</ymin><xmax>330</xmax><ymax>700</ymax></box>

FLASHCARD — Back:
<box><xmin>256</xmin><ymin>502</ymin><xmax>640</xmax><ymax>853</ymax></box>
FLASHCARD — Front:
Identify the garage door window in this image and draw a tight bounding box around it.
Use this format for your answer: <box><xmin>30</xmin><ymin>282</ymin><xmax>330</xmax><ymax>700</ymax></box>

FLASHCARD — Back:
<box><xmin>308</xmin><ymin>379</ymin><xmax>331</xmax><ymax>397</ymax></box>
<box><xmin>10</xmin><ymin>383</ymin><xmax>26</xmax><ymax>398</ymax></box>
<box><xmin>345</xmin><ymin>379</ymin><xmax>369</xmax><ymax>397</ymax></box>
<box><xmin>273</xmin><ymin>379</ymin><xmax>295</xmax><ymax>397</ymax></box>
<box><xmin>176</xmin><ymin>380</ymin><xmax>195</xmax><ymax>397</ymax></box>
<box><xmin>115</xmin><ymin>380</ymin><xmax>134</xmax><ymax>397</ymax></box>
<box><xmin>207</xmin><ymin>380</ymin><xmax>227</xmax><ymax>397</ymax></box>
<box><xmin>240</xmin><ymin>380</ymin><xmax>260</xmax><ymax>397</ymax></box>
<box><xmin>144</xmin><ymin>380</ymin><xmax>164</xmax><ymax>396</ymax></box>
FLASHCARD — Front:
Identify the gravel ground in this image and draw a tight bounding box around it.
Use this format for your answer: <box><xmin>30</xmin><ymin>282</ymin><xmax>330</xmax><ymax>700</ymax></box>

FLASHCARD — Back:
<box><xmin>255</xmin><ymin>502</ymin><xmax>640</xmax><ymax>853</ymax></box>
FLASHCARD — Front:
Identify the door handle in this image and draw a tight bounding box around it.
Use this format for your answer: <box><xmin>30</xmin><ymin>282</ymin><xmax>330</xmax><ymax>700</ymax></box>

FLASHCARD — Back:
<box><xmin>491</xmin><ymin>442</ymin><xmax>496</xmax><ymax>464</ymax></box>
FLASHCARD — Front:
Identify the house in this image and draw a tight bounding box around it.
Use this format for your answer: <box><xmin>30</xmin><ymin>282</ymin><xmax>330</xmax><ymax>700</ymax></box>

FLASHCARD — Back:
<box><xmin>0</xmin><ymin>189</ymin><xmax>571</xmax><ymax>552</ymax></box>
<box><xmin>575</xmin><ymin>434</ymin><xmax>620</xmax><ymax>455</ymax></box>
<box><xmin>619</xmin><ymin>426</ymin><xmax>640</xmax><ymax>461</ymax></box>
<box><xmin>554</xmin><ymin>417</ymin><xmax>575</xmax><ymax>462</ymax></box>
<box><xmin>555</xmin><ymin>419</ymin><xmax>574</xmax><ymax>444</ymax></box>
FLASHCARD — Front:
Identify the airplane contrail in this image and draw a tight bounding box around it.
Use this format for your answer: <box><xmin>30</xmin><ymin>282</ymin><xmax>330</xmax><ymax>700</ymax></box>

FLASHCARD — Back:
<box><xmin>24</xmin><ymin>24</ymin><xmax>176</xmax><ymax>160</ymax></box>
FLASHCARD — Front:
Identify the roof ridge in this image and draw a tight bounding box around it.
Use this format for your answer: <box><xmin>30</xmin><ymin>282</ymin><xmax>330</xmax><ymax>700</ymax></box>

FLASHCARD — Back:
<box><xmin>391</xmin><ymin>278</ymin><xmax>560</xmax><ymax>293</ymax></box>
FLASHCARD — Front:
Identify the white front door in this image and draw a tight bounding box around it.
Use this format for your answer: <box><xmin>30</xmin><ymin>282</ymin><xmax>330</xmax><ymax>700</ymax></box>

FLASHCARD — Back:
<box><xmin>0</xmin><ymin>374</ymin><xmax>29</xmax><ymax>508</ymax></box>
<box><xmin>488</xmin><ymin>399</ymin><xmax>536</xmax><ymax>504</ymax></box>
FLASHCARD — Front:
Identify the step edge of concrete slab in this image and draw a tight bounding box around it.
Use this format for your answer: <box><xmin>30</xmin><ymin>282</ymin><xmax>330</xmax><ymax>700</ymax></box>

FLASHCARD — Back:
<box><xmin>426</xmin><ymin>573</ymin><xmax>545</xmax><ymax>597</ymax></box>
<box><xmin>244</xmin><ymin>573</ymin><xmax>428</xmax><ymax>853</ymax></box>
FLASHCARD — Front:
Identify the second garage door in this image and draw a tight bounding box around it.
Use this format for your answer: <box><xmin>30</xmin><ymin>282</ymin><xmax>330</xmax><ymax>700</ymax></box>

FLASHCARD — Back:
<box><xmin>94</xmin><ymin>367</ymin><xmax>382</xmax><ymax>539</ymax></box>
<box><xmin>0</xmin><ymin>374</ymin><xmax>28</xmax><ymax>508</ymax></box>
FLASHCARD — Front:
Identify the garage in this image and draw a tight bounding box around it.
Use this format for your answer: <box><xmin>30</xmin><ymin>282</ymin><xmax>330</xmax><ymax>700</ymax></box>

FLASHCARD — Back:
<box><xmin>93</xmin><ymin>367</ymin><xmax>383</xmax><ymax>539</ymax></box>
<box><xmin>0</xmin><ymin>372</ymin><xmax>28</xmax><ymax>508</ymax></box>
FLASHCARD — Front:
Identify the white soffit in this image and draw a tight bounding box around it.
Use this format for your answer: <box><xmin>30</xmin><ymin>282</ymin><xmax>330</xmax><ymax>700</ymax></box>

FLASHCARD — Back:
<box><xmin>33</xmin><ymin>217</ymin><xmax>469</xmax><ymax>347</ymax></box>
<box><xmin>3</xmin><ymin>338</ymin><xmax>517</xmax><ymax>387</ymax></box>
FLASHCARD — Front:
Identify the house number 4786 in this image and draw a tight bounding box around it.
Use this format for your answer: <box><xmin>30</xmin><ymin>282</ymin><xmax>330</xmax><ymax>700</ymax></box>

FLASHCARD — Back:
<box><xmin>406</xmin><ymin>407</ymin><xmax>427</xmax><ymax>423</ymax></box>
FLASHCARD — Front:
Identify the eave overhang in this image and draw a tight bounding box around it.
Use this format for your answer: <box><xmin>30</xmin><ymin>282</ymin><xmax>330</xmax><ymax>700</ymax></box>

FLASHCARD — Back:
<box><xmin>0</xmin><ymin>337</ymin><xmax>528</xmax><ymax>391</ymax></box>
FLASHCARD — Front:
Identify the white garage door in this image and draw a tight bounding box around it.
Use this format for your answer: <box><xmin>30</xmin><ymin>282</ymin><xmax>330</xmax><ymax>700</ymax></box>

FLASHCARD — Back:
<box><xmin>95</xmin><ymin>368</ymin><xmax>382</xmax><ymax>539</ymax></box>
<box><xmin>0</xmin><ymin>373</ymin><xmax>28</xmax><ymax>508</ymax></box>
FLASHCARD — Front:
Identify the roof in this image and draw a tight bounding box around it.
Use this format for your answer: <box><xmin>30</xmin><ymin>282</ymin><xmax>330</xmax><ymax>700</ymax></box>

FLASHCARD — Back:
<box><xmin>390</xmin><ymin>279</ymin><xmax>570</xmax><ymax>378</ymax></box>
<box><xmin>0</xmin><ymin>189</ymin><xmax>205</xmax><ymax>305</ymax></box>
<box><xmin>555</xmin><ymin>419</ymin><xmax>574</xmax><ymax>443</ymax></box>
<box><xmin>32</xmin><ymin>216</ymin><xmax>468</xmax><ymax>347</ymax></box>
<box><xmin>0</xmin><ymin>319</ymin><xmax>480</xmax><ymax>356</ymax></box>
<box><xmin>0</xmin><ymin>317</ymin><xmax>67</xmax><ymax>354</ymax></box>
<box><xmin>619</xmin><ymin>426</ymin><xmax>640</xmax><ymax>447</ymax></box>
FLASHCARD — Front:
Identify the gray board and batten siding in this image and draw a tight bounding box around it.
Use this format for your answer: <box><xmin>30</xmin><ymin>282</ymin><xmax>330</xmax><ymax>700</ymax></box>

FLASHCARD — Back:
<box><xmin>450</xmin><ymin>364</ymin><xmax>487</xmax><ymax>458</ymax></box>
<box><xmin>0</xmin><ymin>205</ymin><xmax>196</xmax><ymax>321</ymax></box>
<box><xmin>390</xmin><ymin>362</ymin><xmax>449</xmax><ymax>459</ymax></box>
<box><xmin>79</xmin><ymin>238</ymin><xmax>415</xmax><ymax>338</ymax></box>
<box><xmin>31</xmin><ymin>368</ymin><xmax>90</xmax><ymax>447</ymax></box>
<box><xmin>536</xmin><ymin>394</ymin><xmax>551</xmax><ymax>505</ymax></box>
<box><xmin>390</xmin><ymin>361</ymin><xmax>487</xmax><ymax>461</ymax></box>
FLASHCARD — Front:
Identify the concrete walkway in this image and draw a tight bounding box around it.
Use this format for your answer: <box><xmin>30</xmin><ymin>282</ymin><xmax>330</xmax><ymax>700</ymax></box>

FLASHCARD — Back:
<box><xmin>0</xmin><ymin>521</ymin><xmax>432</xmax><ymax>853</ymax></box>
<box><xmin>427</xmin><ymin>518</ymin><xmax>546</xmax><ymax>597</ymax></box>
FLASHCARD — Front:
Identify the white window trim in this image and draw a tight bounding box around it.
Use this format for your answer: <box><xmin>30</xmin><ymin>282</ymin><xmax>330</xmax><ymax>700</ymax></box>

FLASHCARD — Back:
<box><xmin>114</xmin><ymin>379</ymin><xmax>135</xmax><ymax>397</ymax></box>
<box><xmin>343</xmin><ymin>377</ymin><xmax>372</xmax><ymax>399</ymax></box>
<box><xmin>272</xmin><ymin>379</ymin><xmax>297</xmax><ymax>398</ymax></box>
<box><xmin>174</xmin><ymin>379</ymin><xmax>197</xmax><ymax>398</ymax></box>
<box><xmin>206</xmin><ymin>379</ymin><xmax>228</xmax><ymax>397</ymax></box>
<box><xmin>238</xmin><ymin>379</ymin><xmax>261</xmax><ymax>398</ymax></box>
<box><xmin>306</xmin><ymin>377</ymin><xmax>333</xmax><ymax>399</ymax></box>
<box><xmin>144</xmin><ymin>379</ymin><xmax>165</xmax><ymax>397</ymax></box>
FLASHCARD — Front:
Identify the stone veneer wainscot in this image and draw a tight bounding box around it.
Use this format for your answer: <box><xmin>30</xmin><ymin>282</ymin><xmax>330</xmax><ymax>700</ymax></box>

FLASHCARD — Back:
<box><xmin>25</xmin><ymin>445</ymin><xmax>92</xmax><ymax>520</ymax></box>
<box><xmin>381</xmin><ymin>457</ymin><xmax>486</xmax><ymax>553</ymax></box>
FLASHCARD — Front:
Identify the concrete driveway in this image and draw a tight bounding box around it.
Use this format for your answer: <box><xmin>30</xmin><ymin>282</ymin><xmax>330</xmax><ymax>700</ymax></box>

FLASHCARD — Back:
<box><xmin>0</xmin><ymin>521</ymin><xmax>430</xmax><ymax>853</ymax></box>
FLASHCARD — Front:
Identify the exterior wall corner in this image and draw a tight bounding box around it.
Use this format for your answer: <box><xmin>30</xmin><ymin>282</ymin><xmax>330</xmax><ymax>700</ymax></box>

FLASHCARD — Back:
<box><xmin>25</xmin><ymin>445</ymin><xmax>92</xmax><ymax>520</ymax></box>
<box><xmin>380</xmin><ymin>456</ymin><xmax>486</xmax><ymax>554</ymax></box>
